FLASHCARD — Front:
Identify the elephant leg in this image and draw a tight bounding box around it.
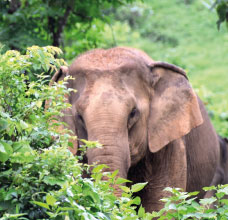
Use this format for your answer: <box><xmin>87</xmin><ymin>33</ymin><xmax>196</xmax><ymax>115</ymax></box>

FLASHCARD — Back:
<box><xmin>203</xmin><ymin>167</ymin><xmax>224</xmax><ymax>199</ymax></box>
<box><xmin>140</xmin><ymin>138</ymin><xmax>187</xmax><ymax>212</ymax></box>
<box><xmin>204</xmin><ymin>136</ymin><xmax>228</xmax><ymax>200</ymax></box>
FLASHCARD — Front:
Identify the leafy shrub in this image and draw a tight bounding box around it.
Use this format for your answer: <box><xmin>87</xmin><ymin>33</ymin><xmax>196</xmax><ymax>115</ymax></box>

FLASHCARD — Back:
<box><xmin>0</xmin><ymin>46</ymin><xmax>71</xmax><ymax>218</ymax></box>
<box><xmin>0</xmin><ymin>145</ymin><xmax>152</xmax><ymax>219</ymax></box>
<box><xmin>0</xmin><ymin>46</ymin><xmax>68</xmax><ymax>159</ymax></box>
<box><xmin>151</xmin><ymin>185</ymin><xmax>228</xmax><ymax>220</ymax></box>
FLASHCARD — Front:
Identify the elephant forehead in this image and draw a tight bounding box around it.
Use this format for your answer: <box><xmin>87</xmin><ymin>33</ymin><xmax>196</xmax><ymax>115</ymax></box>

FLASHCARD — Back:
<box><xmin>88</xmin><ymin>79</ymin><xmax>131</xmax><ymax>103</ymax></box>
<box><xmin>76</xmin><ymin>78</ymin><xmax>134</xmax><ymax>113</ymax></box>
<box><xmin>71</xmin><ymin>48</ymin><xmax>143</xmax><ymax>72</ymax></box>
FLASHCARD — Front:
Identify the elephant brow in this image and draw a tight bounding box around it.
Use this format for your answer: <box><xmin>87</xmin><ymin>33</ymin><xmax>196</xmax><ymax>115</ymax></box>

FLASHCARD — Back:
<box><xmin>149</xmin><ymin>62</ymin><xmax>188</xmax><ymax>80</ymax></box>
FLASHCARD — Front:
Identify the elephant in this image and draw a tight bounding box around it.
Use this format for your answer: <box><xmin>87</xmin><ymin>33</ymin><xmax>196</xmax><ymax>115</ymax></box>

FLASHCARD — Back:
<box><xmin>50</xmin><ymin>47</ymin><xmax>223</xmax><ymax>212</ymax></box>
<box><xmin>215</xmin><ymin>136</ymin><xmax>228</xmax><ymax>185</ymax></box>
<box><xmin>203</xmin><ymin>136</ymin><xmax>228</xmax><ymax>200</ymax></box>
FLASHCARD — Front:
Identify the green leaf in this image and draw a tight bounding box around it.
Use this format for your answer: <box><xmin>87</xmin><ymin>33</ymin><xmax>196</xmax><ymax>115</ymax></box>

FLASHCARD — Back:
<box><xmin>110</xmin><ymin>169</ymin><xmax>119</xmax><ymax>178</ymax></box>
<box><xmin>95</xmin><ymin>212</ymin><xmax>110</xmax><ymax>220</ymax></box>
<box><xmin>216</xmin><ymin>192</ymin><xmax>225</xmax><ymax>199</ymax></box>
<box><xmin>11</xmin><ymin>151</ymin><xmax>35</xmax><ymax>163</ymax></box>
<box><xmin>80</xmin><ymin>139</ymin><xmax>102</xmax><ymax>148</ymax></box>
<box><xmin>36</xmin><ymin>100</ymin><xmax>42</xmax><ymax>108</ymax></box>
<box><xmin>13</xmin><ymin>141</ymin><xmax>32</xmax><ymax>153</ymax></box>
<box><xmin>131</xmin><ymin>182</ymin><xmax>147</xmax><ymax>193</ymax></box>
<box><xmin>46</xmin><ymin>194</ymin><xmax>57</xmax><ymax>206</ymax></box>
<box><xmin>131</xmin><ymin>196</ymin><xmax>141</xmax><ymax>205</ymax></box>
<box><xmin>218</xmin><ymin>185</ymin><xmax>228</xmax><ymax>195</ymax></box>
<box><xmin>94</xmin><ymin>173</ymin><xmax>103</xmax><ymax>184</ymax></box>
<box><xmin>200</xmin><ymin>197</ymin><xmax>217</xmax><ymax>206</ymax></box>
<box><xmin>81</xmin><ymin>212</ymin><xmax>97</xmax><ymax>220</ymax></box>
<box><xmin>0</xmin><ymin>213</ymin><xmax>27</xmax><ymax>218</ymax></box>
<box><xmin>0</xmin><ymin>118</ymin><xmax>8</xmax><ymax>131</ymax></box>
<box><xmin>220</xmin><ymin>199</ymin><xmax>228</xmax><ymax>205</ymax></box>
<box><xmin>0</xmin><ymin>141</ymin><xmax>13</xmax><ymax>162</ymax></box>
<box><xmin>83</xmin><ymin>188</ymin><xmax>101</xmax><ymax>204</ymax></box>
<box><xmin>32</xmin><ymin>201</ymin><xmax>50</xmax><ymax>210</ymax></box>
<box><xmin>138</xmin><ymin>205</ymin><xmax>145</xmax><ymax>218</ymax></box>
<box><xmin>20</xmin><ymin>120</ymin><xmax>29</xmax><ymax>129</ymax></box>
<box><xmin>203</xmin><ymin>186</ymin><xmax>217</xmax><ymax>191</ymax></box>
<box><xmin>92</xmin><ymin>164</ymin><xmax>109</xmax><ymax>173</ymax></box>
<box><xmin>188</xmin><ymin>191</ymin><xmax>200</xmax><ymax>196</ymax></box>
<box><xmin>168</xmin><ymin>203</ymin><xmax>177</xmax><ymax>210</ymax></box>
<box><xmin>119</xmin><ymin>185</ymin><xmax>130</xmax><ymax>193</ymax></box>
<box><xmin>0</xmin><ymin>143</ymin><xmax>6</xmax><ymax>153</ymax></box>
<box><xmin>43</xmin><ymin>175</ymin><xmax>65</xmax><ymax>186</ymax></box>
<box><xmin>68</xmin><ymin>141</ymin><xmax>74</xmax><ymax>148</ymax></box>
<box><xmin>115</xmin><ymin>177</ymin><xmax>132</xmax><ymax>185</ymax></box>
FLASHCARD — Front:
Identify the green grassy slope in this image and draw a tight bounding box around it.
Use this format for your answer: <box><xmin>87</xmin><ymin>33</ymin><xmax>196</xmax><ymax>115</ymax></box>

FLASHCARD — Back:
<box><xmin>110</xmin><ymin>0</ymin><xmax>228</xmax><ymax>136</ymax></box>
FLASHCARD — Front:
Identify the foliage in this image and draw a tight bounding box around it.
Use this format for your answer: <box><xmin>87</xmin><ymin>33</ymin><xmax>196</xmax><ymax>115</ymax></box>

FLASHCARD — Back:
<box><xmin>0</xmin><ymin>0</ymin><xmax>137</xmax><ymax>58</ymax></box>
<box><xmin>0</xmin><ymin>45</ymin><xmax>71</xmax><ymax>218</ymax></box>
<box><xmin>151</xmin><ymin>186</ymin><xmax>228</xmax><ymax>220</ymax></box>
<box><xmin>0</xmin><ymin>46</ymin><xmax>152</xmax><ymax>219</ymax></box>
<box><xmin>211</xmin><ymin>0</ymin><xmax>228</xmax><ymax>29</ymax></box>
<box><xmin>0</xmin><ymin>46</ymin><xmax>68</xmax><ymax>158</ymax></box>
<box><xmin>64</xmin><ymin>18</ymin><xmax>109</xmax><ymax>61</ymax></box>
<box><xmin>0</xmin><ymin>145</ymin><xmax>151</xmax><ymax>219</ymax></box>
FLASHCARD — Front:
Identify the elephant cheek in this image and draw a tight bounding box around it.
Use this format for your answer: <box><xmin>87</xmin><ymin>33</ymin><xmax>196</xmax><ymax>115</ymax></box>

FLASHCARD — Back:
<box><xmin>129</xmin><ymin>128</ymin><xmax>148</xmax><ymax>165</ymax></box>
<box><xmin>130</xmin><ymin>144</ymin><xmax>147</xmax><ymax>166</ymax></box>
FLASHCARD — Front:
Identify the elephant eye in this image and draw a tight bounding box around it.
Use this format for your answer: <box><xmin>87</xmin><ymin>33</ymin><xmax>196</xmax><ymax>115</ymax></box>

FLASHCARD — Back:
<box><xmin>129</xmin><ymin>107</ymin><xmax>137</xmax><ymax>118</ymax></box>
<box><xmin>128</xmin><ymin>107</ymin><xmax>139</xmax><ymax>130</ymax></box>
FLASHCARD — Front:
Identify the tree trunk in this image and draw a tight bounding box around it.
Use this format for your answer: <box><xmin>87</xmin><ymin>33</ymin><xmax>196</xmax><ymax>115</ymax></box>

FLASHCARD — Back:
<box><xmin>48</xmin><ymin>5</ymin><xmax>72</xmax><ymax>47</ymax></box>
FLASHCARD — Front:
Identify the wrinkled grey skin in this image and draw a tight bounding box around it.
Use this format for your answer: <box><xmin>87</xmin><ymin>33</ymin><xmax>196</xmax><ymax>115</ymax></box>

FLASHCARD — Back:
<box><xmin>51</xmin><ymin>47</ymin><xmax>223</xmax><ymax>212</ymax></box>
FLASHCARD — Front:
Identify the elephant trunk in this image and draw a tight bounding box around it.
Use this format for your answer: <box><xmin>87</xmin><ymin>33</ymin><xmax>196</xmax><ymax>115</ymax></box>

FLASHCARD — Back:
<box><xmin>86</xmin><ymin>125</ymin><xmax>131</xmax><ymax>196</ymax></box>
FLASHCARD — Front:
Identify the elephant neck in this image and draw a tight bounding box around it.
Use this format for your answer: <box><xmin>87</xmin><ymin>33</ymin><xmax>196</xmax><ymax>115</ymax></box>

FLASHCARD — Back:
<box><xmin>127</xmin><ymin>149</ymin><xmax>151</xmax><ymax>184</ymax></box>
<box><xmin>127</xmin><ymin>146</ymin><xmax>170</xmax><ymax>184</ymax></box>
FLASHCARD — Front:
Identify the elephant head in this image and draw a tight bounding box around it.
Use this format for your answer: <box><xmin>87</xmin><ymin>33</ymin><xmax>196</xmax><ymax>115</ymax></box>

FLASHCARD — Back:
<box><xmin>51</xmin><ymin>47</ymin><xmax>203</xmax><ymax>195</ymax></box>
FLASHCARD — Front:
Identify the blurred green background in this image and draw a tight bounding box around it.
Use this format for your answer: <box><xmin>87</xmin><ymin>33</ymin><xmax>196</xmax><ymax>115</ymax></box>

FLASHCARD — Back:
<box><xmin>1</xmin><ymin>0</ymin><xmax>228</xmax><ymax>136</ymax></box>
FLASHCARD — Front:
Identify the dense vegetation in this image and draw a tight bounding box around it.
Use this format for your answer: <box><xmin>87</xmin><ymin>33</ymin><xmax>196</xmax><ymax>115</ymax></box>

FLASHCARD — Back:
<box><xmin>0</xmin><ymin>0</ymin><xmax>135</xmax><ymax>55</ymax></box>
<box><xmin>1</xmin><ymin>0</ymin><xmax>228</xmax><ymax>219</ymax></box>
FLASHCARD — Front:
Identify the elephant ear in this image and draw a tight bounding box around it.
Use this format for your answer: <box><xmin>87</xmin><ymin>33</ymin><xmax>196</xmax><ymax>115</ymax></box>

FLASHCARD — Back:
<box><xmin>48</xmin><ymin>66</ymin><xmax>78</xmax><ymax>155</ymax></box>
<box><xmin>49</xmin><ymin>66</ymin><xmax>69</xmax><ymax>86</ymax></box>
<box><xmin>147</xmin><ymin>62</ymin><xmax>203</xmax><ymax>153</ymax></box>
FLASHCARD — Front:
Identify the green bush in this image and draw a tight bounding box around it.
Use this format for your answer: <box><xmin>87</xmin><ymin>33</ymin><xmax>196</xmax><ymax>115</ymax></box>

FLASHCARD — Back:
<box><xmin>0</xmin><ymin>144</ymin><xmax>151</xmax><ymax>219</ymax></box>
<box><xmin>0</xmin><ymin>46</ymin><xmax>68</xmax><ymax>158</ymax></box>
<box><xmin>152</xmin><ymin>186</ymin><xmax>228</xmax><ymax>220</ymax></box>
<box><xmin>0</xmin><ymin>45</ymin><xmax>72</xmax><ymax>218</ymax></box>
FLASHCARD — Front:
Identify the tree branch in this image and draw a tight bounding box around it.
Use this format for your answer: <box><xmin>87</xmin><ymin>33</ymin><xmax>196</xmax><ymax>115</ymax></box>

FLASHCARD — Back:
<box><xmin>72</xmin><ymin>11</ymin><xmax>93</xmax><ymax>21</ymax></box>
